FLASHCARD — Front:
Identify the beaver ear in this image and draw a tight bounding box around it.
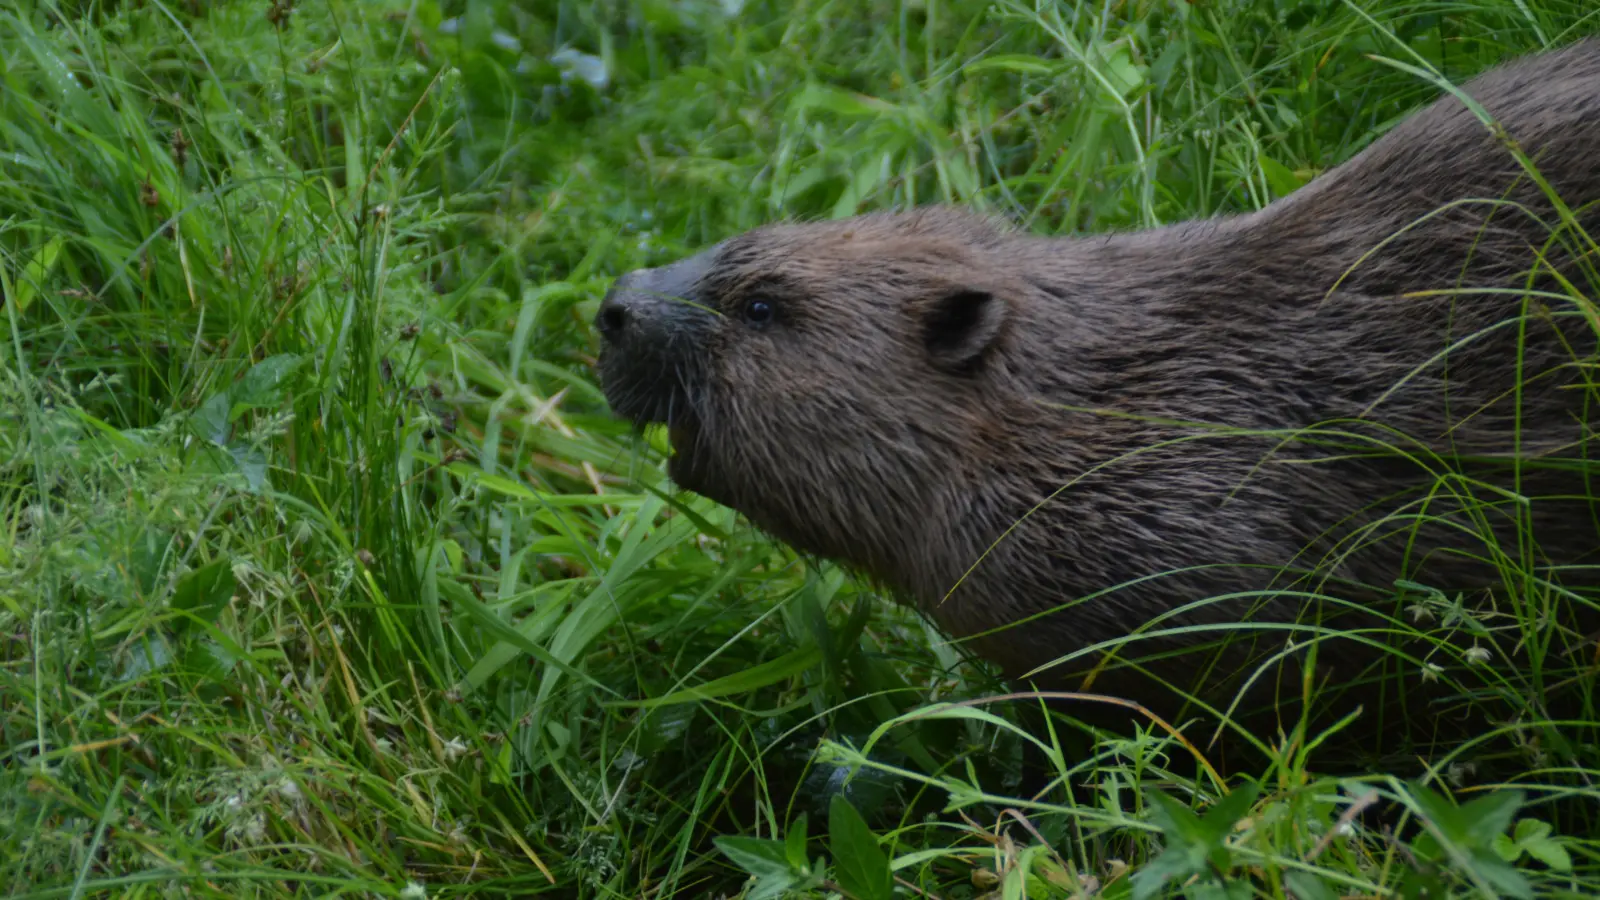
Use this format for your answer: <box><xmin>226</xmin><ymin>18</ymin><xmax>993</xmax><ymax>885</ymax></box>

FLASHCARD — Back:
<box><xmin>921</xmin><ymin>289</ymin><xmax>1005</xmax><ymax>372</ymax></box>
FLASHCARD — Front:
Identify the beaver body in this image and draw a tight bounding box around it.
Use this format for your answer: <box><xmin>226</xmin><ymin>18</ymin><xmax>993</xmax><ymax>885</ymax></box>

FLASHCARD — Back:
<box><xmin>596</xmin><ymin>40</ymin><xmax>1600</xmax><ymax>761</ymax></box>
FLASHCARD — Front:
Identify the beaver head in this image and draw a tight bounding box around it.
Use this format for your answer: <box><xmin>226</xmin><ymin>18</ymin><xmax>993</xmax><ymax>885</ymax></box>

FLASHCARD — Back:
<box><xmin>594</xmin><ymin>208</ymin><xmax>1052</xmax><ymax>602</ymax></box>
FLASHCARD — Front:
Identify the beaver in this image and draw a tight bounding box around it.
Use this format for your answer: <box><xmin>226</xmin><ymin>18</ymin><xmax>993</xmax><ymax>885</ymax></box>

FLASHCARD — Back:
<box><xmin>594</xmin><ymin>39</ymin><xmax>1600</xmax><ymax>768</ymax></box>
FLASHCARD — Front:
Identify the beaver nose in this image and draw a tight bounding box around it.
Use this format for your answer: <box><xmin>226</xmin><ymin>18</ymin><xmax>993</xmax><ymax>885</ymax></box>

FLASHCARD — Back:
<box><xmin>596</xmin><ymin>297</ymin><xmax>629</xmax><ymax>342</ymax></box>
<box><xmin>596</xmin><ymin>269</ymin><xmax>649</xmax><ymax>346</ymax></box>
<box><xmin>596</xmin><ymin>252</ymin><xmax>718</xmax><ymax>349</ymax></box>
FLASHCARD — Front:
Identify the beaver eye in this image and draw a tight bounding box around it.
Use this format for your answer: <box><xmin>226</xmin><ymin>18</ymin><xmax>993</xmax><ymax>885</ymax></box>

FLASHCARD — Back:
<box><xmin>743</xmin><ymin>297</ymin><xmax>775</xmax><ymax>327</ymax></box>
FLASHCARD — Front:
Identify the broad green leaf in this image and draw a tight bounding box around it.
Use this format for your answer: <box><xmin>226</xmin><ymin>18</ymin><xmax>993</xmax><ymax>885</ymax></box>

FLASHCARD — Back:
<box><xmin>1200</xmin><ymin>781</ymin><xmax>1261</xmax><ymax>840</ymax></box>
<box><xmin>169</xmin><ymin>559</ymin><xmax>235</xmax><ymax>637</ymax></box>
<box><xmin>1129</xmin><ymin>847</ymin><xmax>1194</xmax><ymax>900</ymax></box>
<box><xmin>767</xmin><ymin>163</ymin><xmax>829</xmax><ymax>211</ymax></box>
<box><xmin>713</xmin><ymin>835</ymin><xmax>803</xmax><ymax>900</ymax></box>
<box><xmin>636</xmin><ymin>703</ymin><xmax>697</xmax><ymax>757</ymax></box>
<box><xmin>12</xmin><ymin>234</ymin><xmax>64</xmax><ymax>313</ymax></box>
<box><xmin>231</xmin><ymin>353</ymin><xmax>304</xmax><ymax>413</ymax></box>
<box><xmin>1523</xmin><ymin>836</ymin><xmax>1573</xmax><ymax>871</ymax></box>
<box><xmin>1149</xmin><ymin>39</ymin><xmax>1186</xmax><ymax>87</ymax></box>
<box><xmin>829</xmin><ymin>793</ymin><xmax>893</xmax><ymax>900</ymax></box>
<box><xmin>129</xmin><ymin>528</ymin><xmax>175</xmax><ymax>597</ymax></box>
<box><xmin>1457</xmin><ymin>789</ymin><xmax>1524</xmax><ymax>847</ymax></box>
<box><xmin>488</xmin><ymin>740</ymin><xmax>514</xmax><ymax>787</ymax></box>
<box><xmin>193</xmin><ymin>391</ymin><xmax>232</xmax><ymax>445</ymax></box>
<box><xmin>1136</xmin><ymin>786</ymin><xmax>1256</xmax><ymax>900</ymax></box>
<box><xmin>181</xmin><ymin>637</ymin><xmax>241</xmax><ymax>682</ymax></box>
<box><xmin>117</xmin><ymin>632</ymin><xmax>174</xmax><ymax>682</ymax></box>
<box><xmin>785</xmin><ymin>812</ymin><xmax>810</xmax><ymax>872</ymax></box>
<box><xmin>1145</xmin><ymin>788</ymin><xmax>1208</xmax><ymax>846</ymax></box>
<box><xmin>1411</xmin><ymin>827</ymin><xmax>1443</xmax><ymax>862</ymax></box>
<box><xmin>1259</xmin><ymin>156</ymin><xmax>1306</xmax><ymax>199</ymax></box>
<box><xmin>747</xmin><ymin>875</ymin><xmax>799</xmax><ymax>900</ymax></box>
<box><xmin>832</xmin><ymin>150</ymin><xmax>891</xmax><ymax>219</ymax></box>
<box><xmin>229</xmin><ymin>444</ymin><xmax>269</xmax><ymax>492</ymax></box>
<box><xmin>1098</xmin><ymin>42</ymin><xmax>1146</xmax><ymax>100</ymax></box>
<box><xmin>1408</xmin><ymin>781</ymin><xmax>1467</xmax><ymax>845</ymax></box>
<box><xmin>440</xmin><ymin>539</ymin><xmax>465</xmax><ymax>574</ymax></box>
<box><xmin>1499</xmin><ymin>818</ymin><xmax>1572</xmax><ymax>871</ymax></box>
<box><xmin>1513</xmin><ymin>818</ymin><xmax>1551</xmax><ymax>844</ymax></box>
<box><xmin>1285</xmin><ymin>871</ymin><xmax>1338</xmax><ymax>900</ymax></box>
<box><xmin>714</xmin><ymin>835</ymin><xmax>793</xmax><ymax>880</ymax></box>
<box><xmin>1470</xmin><ymin>851</ymin><xmax>1533</xmax><ymax>899</ymax></box>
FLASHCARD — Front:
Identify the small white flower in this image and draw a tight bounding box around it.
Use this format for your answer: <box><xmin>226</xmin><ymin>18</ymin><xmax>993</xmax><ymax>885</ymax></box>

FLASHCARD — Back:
<box><xmin>1421</xmin><ymin>662</ymin><xmax>1444</xmax><ymax>683</ymax></box>
<box><xmin>443</xmin><ymin>737</ymin><xmax>470</xmax><ymax>762</ymax></box>
<box><xmin>276</xmin><ymin>776</ymin><xmax>302</xmax><ymax>804</ymax></box>
<box><xmin>612</xmin><ymin>749</ymin><xmax>644</xmax><ymax>773</ymax></box>
<box><xmin>375</xmin><ymin>737</ymin><xmax>394</xmax><ymax>754</ymax></box>
<box><xmin>1407</xmin><ymin>603</ymin><xmax>1434</xmax><ymax>624</ymax></box>
<box><xmin>1464</xmin><ymin>645</ymin><xmax>1492</xmax><ymax>666</ymax></box>
<box><xmin>401</xmin><ymin>882</ymin><xmax>427</xmax><ymax>899</ymax></box>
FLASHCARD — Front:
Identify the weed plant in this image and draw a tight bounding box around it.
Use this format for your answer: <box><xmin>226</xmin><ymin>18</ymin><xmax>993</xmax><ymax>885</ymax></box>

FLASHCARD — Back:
<box><xmin>2</xmin><ymin>0</ymin><xmax>1598</xmax><ymax>897</ymax></box>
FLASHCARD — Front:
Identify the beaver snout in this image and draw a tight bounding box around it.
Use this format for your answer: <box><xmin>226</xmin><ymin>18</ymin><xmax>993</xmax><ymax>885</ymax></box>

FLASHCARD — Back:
<box><xmin>594</xmin><ymin>252</ymin><xmax>720</xmax><ymax>431</ymax></box>
<box><xmin>594</xmin><ymin>251</ymin><xmax>718</xmax><ymax>351</ymax></box>
<box><xmin>595</xmin><ymin>268</ymin><xmax>665</xmax><ymax>347</ymax></box>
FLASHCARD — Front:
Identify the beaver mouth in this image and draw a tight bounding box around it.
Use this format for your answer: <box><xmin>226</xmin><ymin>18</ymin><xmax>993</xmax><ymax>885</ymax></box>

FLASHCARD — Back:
<box><xmin>596</xmin><ymin>343</ymin><xmax>698</xmax><ymax>424</ymax></box>
<box><xmin>595</xmin><ymin>349</ymin><xmax>712</xmax><ymax>479</ymax></box>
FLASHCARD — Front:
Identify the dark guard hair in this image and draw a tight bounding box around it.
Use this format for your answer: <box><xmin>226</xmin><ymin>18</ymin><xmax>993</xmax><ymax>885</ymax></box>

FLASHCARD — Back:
<box><xmin>596</xmin><ymin>38</ymin><xmax>1600</xmax><ymax>772</ymax></box>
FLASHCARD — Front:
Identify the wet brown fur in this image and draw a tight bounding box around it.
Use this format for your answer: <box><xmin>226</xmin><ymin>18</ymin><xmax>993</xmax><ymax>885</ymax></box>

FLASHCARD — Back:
<box><xmin>596</xmin><ymin>39</ymin><xmax>1600</xmax><ymax>769</ymax></box>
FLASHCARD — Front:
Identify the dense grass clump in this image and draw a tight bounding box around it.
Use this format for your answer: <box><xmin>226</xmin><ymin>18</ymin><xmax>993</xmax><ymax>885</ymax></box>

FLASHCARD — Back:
<box><xmin>2</xmin><ymin>0</ymin><xmax>1598</xmax><ymax>897</ymax></box>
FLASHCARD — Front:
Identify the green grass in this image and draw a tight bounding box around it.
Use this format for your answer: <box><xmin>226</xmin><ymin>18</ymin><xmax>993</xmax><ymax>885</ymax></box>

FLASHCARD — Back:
<box><xmin>3</xmin><ymin>0</ymin><xmax>1599</xmax><ymax>897</ymax></box>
